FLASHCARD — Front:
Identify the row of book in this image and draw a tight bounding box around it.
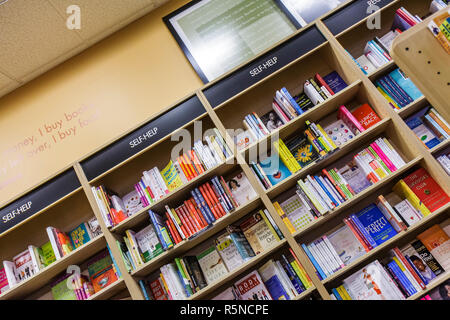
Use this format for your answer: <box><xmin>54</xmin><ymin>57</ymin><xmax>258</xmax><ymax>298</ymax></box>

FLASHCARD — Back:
<box><xmin>428</xmin><ymin>6</ymin><xmax>450</xmax><ymax>54</ymax></box>
<box><xmin>238</xmin><ymin>71</ymin><xmax>349</xmax><ymax>147</ymax></box>
<box><xmin>405</xmin><ymin>106</ymin><xmax>450</xmax><ymax>150</ymax></box>
<box><xmin>0</xmin><ymin>217</ymin><xmax>102</xmax><ymax>293</ymax></box>
<box><xmin>115</xmin><ymin>172</ymin><xmax>260</xmax><ymax>271</ymax></box>
<box><xmin>436</xmin><ymin>149</ymin><xmax>450</xmax><ymax>175</ymax></box>
<box><xmin>249</xmin><ymin>104</ymin><xmax>382</xmax><ymax>189</ymax></box>
<box><xmin>92</xmin><ymin>128</ymin><xmax>233</xmax><ymax>227</ymax></box>
<box><xmin>49</xmin><ymin>249</ymin><xmax>120</xmax><ymax>300</ymax></box>
<box><xmin>302</xmin><ymin>167</ymin><xmax>449</xmax><ymax>281</ymax></box>
<box><xmin>138</xmin><ymin>209</ymin><xmax>285</xmax><ymax>299</ymax></box>
<box><xmin>331</xmin><ymin>219</ymin><xmax>450</xmax><ymax>300</ymax></box>
<box><xmin>375</xmin><ymin>68</ymin><xmax>423</xmax><ymax>110</ymax></box>
<box><xmin>212</xmin><ymin>250</ymin><xmax>314</xmax><ymax>300</ymax></box>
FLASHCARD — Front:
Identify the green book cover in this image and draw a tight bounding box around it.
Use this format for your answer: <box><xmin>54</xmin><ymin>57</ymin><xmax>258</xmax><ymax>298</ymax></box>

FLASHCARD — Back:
<box><xmin>41</xmin><ymin>242</ymin><xmax>56</xmax><ymax>267</ymax></box>
<box><xmin>87</xmin><ymin>250</ymin><xmax>113</xmax><ymax>278</ymax></box>
<box><xmin>51</xmin><ymin>275</ymin><xmax>77</xmax><ymax>300</ymax></box>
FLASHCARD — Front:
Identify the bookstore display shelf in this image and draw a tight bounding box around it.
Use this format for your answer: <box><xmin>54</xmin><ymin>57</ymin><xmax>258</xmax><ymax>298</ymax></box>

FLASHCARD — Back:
<box><xmin>407</xmin><ymin>271</ymin><xmax>450</xmax><ymax>300</ymax></box>
<box><xmin>0</xmin><ymin>235</ymin><xmax>106</xmax><ymax>300</ymax></box>
<box><xmin>396</xmin><ymin>96</ymin><xmax>428</xmax><ymax>118</ymax></box>
<box><xmin>87</xmin><ymin>278</ymin><xmax>127</xmax><ymax>300</ymax></box>
<box><xmin>291</xmin><ymin>157</ymin><xmax>423</xmax><ymax>239</ymax></box>
<box><xmin>187</xmin><ymin>239</ymin><xmax>288</xmax><ymax>300</ymax></box>
<box><xmin>430</xmin><ymin>139</ymin><xmax>450</xmax><ymax>155</ymax></box>
<box><xmin>320</xmin><ymin>203</ymin><xmax>450</xmax><ymax>286</ymax></box>
<box><xmin>110</xmin><ymin>157</ymin><xmax>236</xmax><ymax>234</ymax></box>
<box><xmin>265</xmin><ymin>118</ymin><xmax>391</xmax><ymax>199</ymax></box>
<box><xmin>130</xmin><ymin>197</ymin><xmax>263</xmax><ymax>277</ymax></box>
<box><xmin>240</xmin><ymin>81</ymin><xmax>362</xmax><ymax>156</ymax></box>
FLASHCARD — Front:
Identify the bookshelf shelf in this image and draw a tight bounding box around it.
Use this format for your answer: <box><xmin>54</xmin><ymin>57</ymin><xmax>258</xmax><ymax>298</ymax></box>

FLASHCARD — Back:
<box><xmin>291</xmin><ymin>157</ymin><xmax>423</xmax><ymax>239</ymax></box>
<box><xmin>187</xmin><ymin>239</ymin><xmax>288</xmax><ymax>300</ymax></box>
<box><xmin>265</xmin><ymin>118</ymin><xmax>391</xmax><ymax>199</ymax></box>
<box><xmin>293</xmin><ymin>286</ymin><xmax>316</xmax><ymax>300</ymax></box>
<box><xmin>430</xmin><ymin>139</ymin><xmax>450</xmax><ymax>154</ymax></box>
<box><xmin>407</xmin><ymin>271</ymin><xmax>450</xmax><ymax>300</ymax></box>
<box><xmin>320</xmin><ymin>203</ymin><xmax>450</xmax><ymax>286</ymax></box>
<box><xmin>130</xmin><ymin>197</ymin><xmax>263</xmax><ymax>278</ymax></box>
<box><xmin>109</xmin><ymin>157</ymin><xmax>236</xmax><ymax>234</ymax></box>
<box><xmin>396</xmin><ymin>95</ymin><xmax>428</xmax><ymax>118</ymax></box>
<box><xmin>367</xmin><ymin>61</ymin><xmax>397</xmax><ymax>81</ymax></box>
<box><xmin>0</xmin><ymin>235</ymin><xmax>106</xmax><ymax>300</ymax></box>
<box><xmin>87</xmin><ymin>278</ymin><xmax>127</xmax><ymax>300</ymax></box>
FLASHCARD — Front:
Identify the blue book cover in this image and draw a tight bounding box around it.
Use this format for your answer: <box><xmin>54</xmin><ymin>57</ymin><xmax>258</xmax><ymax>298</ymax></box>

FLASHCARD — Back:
<box><xmin>405</xmin><ymin>116</ymin><xmax>441</xmax><ymax>149</ymax></box>
<box><xmin>193</xmin><ymin>188</ymin><xmax>216</xmax><ymax>223</ymax></box>
<box><xmin>354</xmin><ymin>204</ymin><xmax>398</xmax><ymax>246</ymax></box>
<box><xmin>349</xmin><ymin>214</ymin><xmax>378</xmax><ymax>249</ymax></box>
<box><xmin>148</xmin><ymin>210</ymin><xmax>168</xmax><ymax>250</ymax></box>
<box><xmin>332</xmin><ymin>288</ymin><xmax>343</xmax><ymax>300</ymax></box>
<box><xmin>314</xmin><ymin>175</ymin><xmax>339</xmax><ymax>207</ymax></box>
<box><xmin>138</xmin><ymin>280</ymin><xmax>150</xmax><ymax>300</ymax></box>
<box><xmin>280</xmin><ymin>258</ymin><xmax>304</xmax><ymax>294</ymax></box>
<box><xmin>281</xmin><ymin>87</ymin><xmax>303</xmax><ymax>115</ymax></box>
<box><xmin>382</xmin><ymin>75</ymin><xmax>412</xmax><ymax>105</ymax></box>
<box><xmin>322</xmin><ymin>71</ymin><xmax>347</xmax><ymax>94</ymax></box>
<box><xmin>211</xmin><ymin>177</ymin><xmax>233</xmax><ymax>211</ymax></box>
<box><xmin>301</xmin><ymin>243</ymin><xmax>326</xmax><ymax>280</ymax></box>
<box><xmin>405</xmin><ymin>254</ymin><xmax>429</xmax><ymax>285</ymax></box>
<box><xmin>69</xmin><ymin>222</ymin><xmax>92</xmax><ymax>249</ymax></box>
<box><xmin>190</xmin><ymin>190</ymin><xmax>213</xmax><ymax>225</ymax></box>
<box><xmin>107</xmin><ymin>243</ymin><xmax>122</xmax><ymax>278</ymax></box>
<box><xmin>389</xmin><ymin>68</ymin><xmax>423</xmax><ymax>101</ymax></box>
<box><xmin>281</xmin><ymin>254</ymin><xmax>306</xmax><ymax>292</ymax></box>
<box><xmin>264</xmin><ymin>275</ymin><xmax>291</xmax><ymax>300</ymax></box>
<box><xmin>386</xmin><ymin>74</ymin><xmax>413</xmax><ymax>103</ymax></box>
<box><xmin>388</xmin><ymin>261</ymin><xmax>416</xmax><ymax>296</ymax></box>
<box><xmin>425</xmin><ymin>114</ymin><xmax>449</xmax><ymax>139</ymax></box>
<box><xmin>229</xmin><ymin>229</ymin><xmax>256</xmax><ymax>260</ymax></box>
<box><xmin>376</xmin><ymin>80</ymin><xmax>405</xmax><ymax>108</ymax></box>
<box><xmin>259</xmin><ymin>153</ymin><xmax>291</xmax><ymax>186</ymax></box>
<box><xmin>377</xmin><ymin>78</ymin><xmax>408</xmax><ymax>107</ymax></box>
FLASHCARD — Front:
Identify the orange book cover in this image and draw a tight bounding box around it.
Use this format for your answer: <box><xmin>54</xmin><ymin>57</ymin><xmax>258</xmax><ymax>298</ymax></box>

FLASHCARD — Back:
<box><xmin>403</xmin><ymin>168</ymin><xmax>450</xmax><ymax>212</ymax></box>
<box><xmin>182</xmin><ymin>153</ymin><xmax>198</xmax><ymax>178</ymax></box>
<box><xmin>351</xmin><ymin>103</ymin><xmax>381</xmax><ymax>130</ymax></box>
<box><xmin>177</xmin><ymin>156</ymin><xmax>193</xmax><ymax>180</ymax></box>
<box><xmin>198</xmin><ymin>185</ymin><xmax>220</xmax><ymax>220</ymax></box>
<box><xmin>185</xmin><ymin>199</ymin><xmax>207</xmax><ymax>229</ymax></box>
<box><xmin>205</xmin><ymin>182</ymin><xmax>227</xmax><ymax>217</ymax></box>
<box><xmin>417</xmin><ymin>225</ymin><xmax>450</xmax><ymax>271</ymax></box>
<box><xmin>91</xmin><ymin>265</ymin><xmax>118</xmax><ymax>293</ymax></box>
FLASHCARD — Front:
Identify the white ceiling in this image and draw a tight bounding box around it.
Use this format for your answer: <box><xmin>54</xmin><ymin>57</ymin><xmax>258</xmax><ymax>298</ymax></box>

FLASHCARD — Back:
<box><xmin>0</xmin><ymin>0</ymin><xmax>170</xmax><ymax>98</ymax></box>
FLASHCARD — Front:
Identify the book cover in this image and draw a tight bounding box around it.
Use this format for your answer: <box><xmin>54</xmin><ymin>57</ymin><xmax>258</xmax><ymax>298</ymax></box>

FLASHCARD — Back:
<box><xmin>13</xmin><ymin>249</ymin><xmax>36</xmax><ymax>282</ymax></box>
<box><xmin>233</xmin><ymin>270</ymin><xmax>272</xmax><ymax>300</ymax></box>
<box><xmin>215</xmin><ymin>232</ymin><xmax>246</xmax><ymax>272</ymax></box>
<box><xmin>354</xmin><ymin>204</ymin><xmax>398</xmax><ymax>246</ymax></box>
<box><xmin>428</xmin><ymin>279</ymin><xmax>450</xmax><ymax>300</ymax></box>
<box><xmin>324</xmin><ymin>120</ymin><xmax>355</xmax><ymax>147</ymax></box>
<box><xmin>161</xmin><ymin>160</ymin><xmax>184</xmax><ymax>192</ymax></box>
<box><xmin>240</xmin><ymin>212</ymin><xmax>277</xmax><ymax>255</ymax></box>
<box><xmin>389</xmin><ymin>68</ymin><xmax>423</xmax><ymax>101</ymax></box>
<box><xmin>69</xmin><ymin>222</ymin><xmax>92</xmax><ymax>249</ymax></box>
<box><xmin>279</xmin><ymin>194</ymin><xmax>314</xmax><ymax>231</ymax></box>
<box><xmin>91</xmin><ymin>265</ymin><xmax>118</xmax><ymax>293</ymax></box>
<box><xmin>417</xmin><ymin>225</ymin><xmax>450</xmax><ymax>271</ymax></box>
<box><xmin>50</xmin><ymin>273</ymin><xmax>77</xmax><ymax>300</ymax></box>
<box><xmin>284</xmin><ymin>134</ymin><xmax>319</xmax><ymax>168</ymax></box>
<box><xmin>327</xmin><ymin>224</ymin><xmax>366</xmax><ymax>266</ymax></box>
<box><xmin>227</xmin><ymin>172</ymin><xmax>258</xmax><ymax>207</ymax></box>
<box><xmin>260</xmin><ymin>110</ymin><xmax>284</xmax><ymax>133</ymax></box>
<box><xmin>356</xmin><ymin>55</ymin><xmax>377</xmax><ymax>74</ymax></box>
<box><xmin>258</xmin><ymin>262</ymin><xmax>290</xmax><ymax>300</ymax></box>
<box><xmin>0</xmin><ymin>267</ymin><xmax>8</xmax><ymax>294</ymax></box>
<box><xmin>405</xmin><ymin>241</ymin><xmax>445</xmax><ymax>281</ymax></box>
<box><xmin>213</xmin><ymin>287</ymin><xmax>240</xmax><ymax>300</ymax></box>
<box><xmin>227</xmin><ymin>225</ymin><xmax>256</xmax><ymax>260</ymax></box>
<box><xmin>87</xmin><ymin>250</ymin><xmax>113</xmax><ymax>278</ymax></box>
<box><xmin>183</xmin><ymin>256</ymin><xmax>208</xmax><ymax>290</ymax></box>
<box><xmin>122</xmin><ymin>190</ymin><xmax>145</xmax><ymax>216</ymax></box>
<box><xmin>196</xmin><ymin>246</ymin><xmax>228</xmax><ymax>285</ymax></box>
<box><xmin>41</xmin><ymin>241</ymin><xmax>56</xmax><ymax>267</ymax></box>
<box><xmin>135</xmin><ymin>224</ymin><xmax>164</xmax><ymax>263</ymax></box>
<box><xmin>402</xmin><ymin>168</ymin><xmax>450</xmax><ymax>213</ymax></box>
<box><xmin>337</xmin><ymin>160</ymin><xmax>371</xmax><ymax>194</ymax></box>
<box><xmin>258</xmin><ymin>153</ymin><xmax>291</xmax><ymax>186</ymax></box>
<box><xmin>351</xmin><ymin>104</ymin><xmax>381</xmax><ymax>130</ymax></box>
<box><xmin>322</xmin><ymin>71</ymin><xmax>348</xmax><ymax>94</ymax></box>
<box><xmin>234</xmin><ymin>130</ymin><xmax>256</xmax><ymax>151</ymax></box>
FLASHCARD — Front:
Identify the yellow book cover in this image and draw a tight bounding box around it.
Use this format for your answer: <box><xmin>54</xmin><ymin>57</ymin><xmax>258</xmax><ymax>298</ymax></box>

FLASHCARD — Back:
<box><xmin>393</xmin><ymin>180</ymin><xmax>431</xmax><ymax>216</ymax></box>
<box><xmin>317</xmin><ymin>124</ymin><xmax>337</xmax><ymax>149</ymax></box>
<box><xmin>279</xmin><ymin>139</ymin><xmax>302</xmax><ymax>173</ymax></box>
<box><xmin>291</xmin><ymin>260</ymin><xmax>311</xmax><ymax>289</ymax></box>
<box><xmin>298</xmin><ymin>180</ymin><xmax>326</xmax><ymax>213</ymax></box>
<box><xmin>339</xmin><ymin>285</ymin><xmax>352</xmax><ymax>300</ymax></box>
<box><xmin>259</xmin><ymin>210</ymin><xmax>280</xmax><ymax>241</ymax></box>
<box><xmin>273</xmin><ymin>140</ymin><xmax>298</xmax><ymax>174</ymax></box>
<box><xmin>336</xmin><ymin>285</ymin><xmax>349</xmax><ymax>300</ymax></box>
<box><xmin>273</xmin><ymin>201</ymin><xmax>296</xmax><ymax>234</ymax></box>
<box><xmin>161</xmin><ymin>160</ymin><xmax>183</xmax><ymax>192</ymax></box>
<box><xmin>376</xmin><ymin>87</ymin><xmax>400</xmax><ymax>109</ymax></box>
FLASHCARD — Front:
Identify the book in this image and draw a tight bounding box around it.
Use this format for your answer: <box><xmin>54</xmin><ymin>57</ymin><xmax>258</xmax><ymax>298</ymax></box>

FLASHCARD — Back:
<box><xmin>258</xmin><ymin>153</ymin><xmax>291</xmax><ymax>186</ymax></box>
<box><xmin>69</xmin><ymin>222</ymin><xmax>93</xmax><ymax>249</ymax></box>
<box><xmin>406</xmin><ymin>240</ymin><xmax>445</xmax><ymax>281</ymax></box>
<box><xmin>213</xmin><ymin>287</ymin><xmax>240</xmax><ymax>300</ymax></box>
<box><xmin>427</xmin><ymin>279</ymin><xmax>450</xmax><ymax>300</ymax></box>
<box><xmin>389</xmin><ymin>68</ymin><xmax>423</xmax><ymax>101</ymax></box>
<box><xmin>240</xmin><ymin>212</ymin><xmax>277</xmax><ymax>255</ymax></box>
<box><xmin>324</xmin><ymin>120</ymin><xmax>355</xmax><ymax>147</ymax></box>
<box><xmin>13</xmin><ymin>249</ymin><xmax>36</xmax><ymax>282</ymax></box>
<box><xmin>215</xmin><ymin>232</ymin><xmax>246</xmax><ymax>272</ymax></box>
<box><xmin>233</xmin><ymin>270</ymin><xmax>272</xmax><ymax>300</ymax></box>
<box><xmin>351</xmin><ymin>104</ymin><xmax>381</xmax><ymax>130</ymax></box>
<box><xmin>227</xmin><ymin>172</ymin><xmax>257</xmax><ymax>207</ymax></box>
<box><xmin>0</xmin><ymin>267</ymin><xmax>8</xmax><ymax>293</ymax></box>
<box><xmin>87</xmin><ymin>250</ymin><xmax>118</xmax><ymax>293</ymax></box>
<box><xmin>122</xmin><ymin>190</ymin><xmax>145</xmax><ymax>216</ymax></box>
<box><xmin>356</xmin><ymin>55</ymin><xmax>377</xmax><ymax>74</ymax></box>
<box><xmin>402</xmin><ymin>168</ymin><xmax>450</xmax><ymax>213</ymax></box>
<box><xmin>327</xmin><ymin>224</ymin><xmax>366</xmax><ymax>266</ymax></box>
<box><xmin>417</xmin><ymin>225</ymin><xmax>450</xmax><ymax>271</ymax></box>
<box><xmin>258</xmin><ymin>260</ymin><xmax>291</xmax><ymax>300</ymax></box>
<box><xmin>405</xmin><ymin>115</ymin><xmax>441</xmax><ymax>149</ymax></box>
<box><xmin>234</xmin><ymin>130</ymin><xmax>256</xmax><ymax>151</ymax></box>
<box><xmin>260</xmin><ymin>110</ymin><xmax>284</xmax><ymax>133</ymax></box>
<box><xmin>284</xmin><ymin>134</ymin><xmax>319</xmax><ymax>168</ymax></box>
<box><xmin>135</xmin><ymin>224</ymin><xmax>164</xmax><ymax>262</ymax></box>
<box><xmin>322</xmin><ymin>71</ymin><xmax>348</xmax><ymax>94</ymax></box>
<box><xmin>41</xmin><ymin>241</ymin><xmax>56</xmax><ymax>267</ymax></box>
<box><xmin>337</xmin><ymin>160</ymin><xmax>371</xmax><ymax>194</ymax></box>
<box><xmin>161</xmin><ymin>160</ymin><xmax>184</xmax><ymax>192</ymax></box>
<box><xmin>279</xmin><ymin>194</ymin><xmax>314</xmax><ymax>232</ymax></box>
<box><xmin>196</xmin><ymin>246</ymin><xmax>228</xmax><ymax>285</ymax></box>
<box><xmin>50</xmin><ymin>273</ymin><xmax>78</xmax><ymax>300</ymax></box>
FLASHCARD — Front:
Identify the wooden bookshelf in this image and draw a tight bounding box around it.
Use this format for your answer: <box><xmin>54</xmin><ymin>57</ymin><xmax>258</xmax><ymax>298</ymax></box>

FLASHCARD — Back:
<box><xmin>0</xmin><ymin>0</ymin><xmax>449</xmax><ymax>301</ymax></box>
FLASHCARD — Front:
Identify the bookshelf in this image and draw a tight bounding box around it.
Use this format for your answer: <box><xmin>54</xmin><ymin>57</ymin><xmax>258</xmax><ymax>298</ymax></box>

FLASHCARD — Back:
<box><xmin>0</xmin><ymin>0</ymin><xmax>449</xmax><ymax>301</ymax></box>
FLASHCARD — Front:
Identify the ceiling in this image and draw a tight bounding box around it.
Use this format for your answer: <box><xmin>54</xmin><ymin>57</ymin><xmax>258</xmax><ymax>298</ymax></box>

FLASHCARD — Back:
<box><xmin>0</xmin><ymin>0</ymin><xmax>171</xmax><ymax>98</ymax></box>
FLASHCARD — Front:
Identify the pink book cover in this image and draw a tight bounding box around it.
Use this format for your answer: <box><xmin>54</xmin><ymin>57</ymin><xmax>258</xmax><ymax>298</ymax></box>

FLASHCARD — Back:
<box><xmin>134</xmin><ymin>183</ymin><xmax>149</xmax><ymax>207</ymax></box>
<box><xmin>338</xmin><ymin>106</ymin><xmax>365</xmax><ymax>134</ymax></box>
<box><xmin>234</xmin><ymin>271</ymin><xmax>272</xmax><ymax>300</ymax></box>
<box><xmin>0</xmin><ymin>268</ymin><xmax>8</xmax><ymax>293</ymax></box>
<box><xmin>370</xmin><ymin>142</ymin><xmax>397</xmax><ymax>172</ymax></box>
<box><xmin>272</xmin><ymin>101</ymin><xmax>290</xmax><ymax>123</ymax></box>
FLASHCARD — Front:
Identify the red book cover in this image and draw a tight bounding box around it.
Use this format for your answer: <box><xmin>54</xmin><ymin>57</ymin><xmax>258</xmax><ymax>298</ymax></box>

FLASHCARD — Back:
<box><xmin>91</xmin><ymin>265</ymin><xmax>118</xmax><ymax>293</ymax></box>
<box><xmin>150</xmin><ymin>279</ymin><xmax>168</xmax><ymax>300</ymax></box>
<box><xmin>145</xmin><ymin>185</ymin><xmax>155</xmax><ymax>202</ymax></box>
<box><xmin>314</xmin><ymin>73</ymin><xmax>334</xmax><ymax>95</ymax></box>
<box><xmin>179</xmin><ymin>204</ymin><xmax>200</xmax><ymax>233</ymax></box>
<box><xmin>165</xmin><ymin>220</ymin><xmax>180</xmax><ymax>245</ymax></box>
<box><xmin>403</xmin><ymin>168</ymin><xmax>450</xmax><ymax>212</ymax></box>
<box><xmin>164</xmin><ymin>211</ymin><xmax>182</xmax><ymax>244</ymax></box>
<box><xmin>178</xmin><ymin>156</ymin><xmax>193</xmax><ymax>181</ymax></box>
<box><xmin>351</xmin><ymin>103</ymin><xmax>381</xmax><ymax>130</ymax></box>
<box><xmin>175</xmin><ymin>206</ymin><xmax>194</xmax><ymax>237</ymax></box>
<box><xmin>185</xmin><ymin>199</ymin><xmax>207</xmax><ymax>229</ymax></box>
<box><xmin>396</xmin><ymin>9</ymin><xmax>416</xmax><ymax>26</ymax></box>
<box><xmin>205</xmin><ymin>182</ymin><xmax>227</xmax><ymax>217</ymax></box>
<box><xmin>392</xmin><ymin>247</ymin><xmax>426</xmax><ymax>290</ymax></box>
<box><xmin>169</xmin><ymin>207</ymin><xmax>189</xmax><ymax>239</ymax></box>
<box><xmin>189</xmin><ymin>150</ymin><xmax>205</xmax><ymax>174</ymax></box>
<box><xmin>220</xmin><ymin>176</ymin><xmax>239</xmax><ymax>208</ymax></box>
<box><xmin>343</xmin><ymin>218</ymin><xmax>371</xmax><ymax>252</ymax></box>
<box><xmin>183</xmin><ymin>153</ymin><xmax>198</xmax><ymax>177</ymax></box>
<box><xmin>198</xmin><ymin>184</ymin><xmax>221</xmax><ymax>219</ymax></box>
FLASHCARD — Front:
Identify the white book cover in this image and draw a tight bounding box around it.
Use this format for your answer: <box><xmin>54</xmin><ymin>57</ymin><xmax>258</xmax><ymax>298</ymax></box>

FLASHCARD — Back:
<box><xmin>227</xmin><ymin>172</ymin><xmax>257</xmax><ymax>207</ymax></box>
<box><xmin>27</xmin><ymin>245</ymin><xmax>41</xmax><ymax>274</ymax></box>
<box><xmin>13</xmin><ymin>249</ymin><xmax>36</xmax><ymax>282</ymax></box>
<box><xmin>91</xmin><ymin>187</ymin><xmax>112</xmax><ymax>227</ymax></box>
<box><xmin>327</xmin><ymin>224</ymin><xmax>365</xmax><ymax>266</ymax></box>
<box><xmin>197</xmin><ymin>246</ymin><xmax>228</xmax><ymax>285</ymax></box>
<box><xmin>215</xmin><ymin>233</ymin><xmax>245</xmax><ymax>272</ymax></box>
<box><xmin>304</xmin><ymin>81</ymin><xmax>324</xmax><ymax>105</ymax></box>
<box><xmin>134</xmin><ymin>225</ymin><xmax>163</xmax><ymax>262</ymax></box>
<box><xmin>356</xmin><ymin>55</ymin><xmax>377</xmax><ymax>75</ymax></box>
<box><xmin>343</xmin><ymin>260</ymin><xmax>404</xmax><ymax>300</ymax></box>
<box><xmin>122</xmin><ymin>190</ymin><xmax>145</xmax><ymax>216</ymax></box>
<box><xmin>279</xmin><ymin>194</ymin><xmax>315</xmax><ymax>231</ymax></box>
<box><xmin>275</xmin><ymin>260</ymin><xmax>298</xmax><ymax>297</ymax></box>
<box><xmin>308</xmin><ymin>242</ymin><xmax>331</xmax><ymax>277</ymax></box>
<box><xmin>316</xmin><ymin>239</ymin><xmax>339</xmax><ymax>273</ymax></box>
<box><xmin>46</xmin><ymin>227</ymin><xmax>62</xmax><ymax>260</ymax></box>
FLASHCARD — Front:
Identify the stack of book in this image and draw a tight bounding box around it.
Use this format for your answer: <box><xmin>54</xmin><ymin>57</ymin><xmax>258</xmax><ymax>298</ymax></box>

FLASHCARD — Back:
<box><xmin>1</xmin><ymin>217</ymin><xmax>100</xmax><ymax>292</ymax></box>
<box><xmin>331</xmin><ymin>218</ymin><xmax>450</xmax><ymax>300</ymax></box>
<box><xmin>375</xmin><ymin>68</ymin><xmax>423</xmax><ymax>110</ymax></box>
<box><xmin>137</xmin><ymin>209</ymin><xmax>284</xmax><ymax>299</ymax></box>
<box><xmin>241</xmin><ymin>71</ymin><xmax>348</xmax><ymax>141</ymax></box>
<box><xmin>92</xmin><ymin>129</ymin><xmax>233</xmax><ymax>228</ymax></box>
<box><xmin>213</xmin><ymin>249</ymin><xmax>313</xmax><ymax>300</ymax></box>
<box><xmin>250</xmin><ymin>104</ymin><xmax>382</xmax><ymax>189</ymax></box>
<box><xmin>116</xmin><ymin>172</ymin><xmax>259</xmax><ymax>271</ymax></box>
<box><xmin>303</xmin><ymin>167</ymin><xmax>449</xmax><ymax>281</ymax></box>
<box><xmin>405</xmin><ymin>106</ymin><xmax>450</xmax><ymax>150</ymax></box>
<box><xmin>427</xmin><ymin>8</ymin><xmax>450</xmax><ymax>54</ymax></box>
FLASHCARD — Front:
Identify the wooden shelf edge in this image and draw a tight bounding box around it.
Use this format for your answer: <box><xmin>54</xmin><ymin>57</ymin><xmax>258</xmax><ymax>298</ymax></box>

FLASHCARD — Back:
<box><xmin>430</xmin><ymin>139</ymin><xmax>450</xmax><ymax>154</ymax></box>
<box><xmin>321</xmin><ymin>203</ymin><xmax>450</xmax><ymax>285</ymax></box>
<box><xmin>293</xmin><ymin>286</ymin><xmax>316</xmax><ymax>300</ymax></box>
<box><xmin>396</xmin><ymin>96</ymin><xmax>427</xmax><ymax>117</ymax></box>
<box><xmin>87</xmin><ymin>278</ymin><xmax>126</xmax><ymax>300</ymax></box>
<box><xmin>367</xmin><ymin>60</ymin><xmax>397</xmax><ymax>81</ymax></box>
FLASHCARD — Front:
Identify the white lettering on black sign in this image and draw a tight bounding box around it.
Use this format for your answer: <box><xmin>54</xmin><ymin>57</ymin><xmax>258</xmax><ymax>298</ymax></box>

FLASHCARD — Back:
<box><xmin>129</xmin><ymin>127</ymin><xmax>158</xmax><ymax>148</ymax></box>
<box><xmin>249</xmin><ymin>57</ymin><xmax>278</xmax><ymax>77</ymax></box>
<box><xmin>2</xmin><ymin>201</ymin><xmax>32</xmax><ymax>224</ymax></box>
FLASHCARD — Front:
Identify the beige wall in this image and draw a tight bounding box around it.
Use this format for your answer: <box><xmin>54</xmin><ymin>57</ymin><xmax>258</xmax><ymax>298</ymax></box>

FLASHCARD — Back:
<box><xmin>0</xmin><ymin>0</ymin><xmax>203</xmax><ymax>205</ymax></box>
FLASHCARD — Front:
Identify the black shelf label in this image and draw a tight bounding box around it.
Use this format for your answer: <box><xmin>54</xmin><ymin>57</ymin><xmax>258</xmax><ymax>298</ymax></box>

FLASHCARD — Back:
<box><xmin>203</xmin><ymin>26</ymin><xmax>327</xmax><ymax>108</ymax></box>
<box><xmin>0</xmin><ymin>169</ymin><xmax>81</xmax><ymax>235</ymax></box>
<box><xmin>81</xmin><ymin>95</ymin><xmax>206</xmax><ymax>181</ymax></box>
<box><xmin>323</xmin><ymin>0</ymin><xmax>394</xmax><ymax>35</ymax></box>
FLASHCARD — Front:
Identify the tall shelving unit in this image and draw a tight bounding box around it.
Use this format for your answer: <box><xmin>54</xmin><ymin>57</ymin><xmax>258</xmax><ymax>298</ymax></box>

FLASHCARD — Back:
<box><xmin>0</xmin><ymin>0</ymin><xmax>449</xmax><ymax>301</ymax></box>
